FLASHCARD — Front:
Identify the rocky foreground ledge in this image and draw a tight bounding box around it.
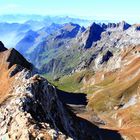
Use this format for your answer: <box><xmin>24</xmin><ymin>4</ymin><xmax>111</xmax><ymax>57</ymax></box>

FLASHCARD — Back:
<box><xmin>0</xmin><ymin>41</ymin><xmax>122</xmax><ymax>140</ymax></box>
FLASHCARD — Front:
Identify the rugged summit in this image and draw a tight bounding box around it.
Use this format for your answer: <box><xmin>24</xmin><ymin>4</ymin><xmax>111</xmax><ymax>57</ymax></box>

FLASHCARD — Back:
<box><xmin>103</xmin><ymin>21</ymin><xmax>131</xmax><ymax>31</ymax></box>
<box><xmin>81</xmin><ymin>23</ymin><xmax>104</xmax><ymax>49</ymax></box>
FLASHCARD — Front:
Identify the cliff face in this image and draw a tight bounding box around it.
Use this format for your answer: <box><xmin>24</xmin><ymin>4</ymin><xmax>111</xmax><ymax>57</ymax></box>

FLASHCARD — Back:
<box><xmin>82</xmin><ymin>23</ymin><xmax>104</xmax><ymax>49</ymax></box>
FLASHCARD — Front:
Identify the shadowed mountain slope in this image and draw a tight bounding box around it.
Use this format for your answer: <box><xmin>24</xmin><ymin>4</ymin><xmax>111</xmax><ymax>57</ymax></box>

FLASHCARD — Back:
<box><xmin>0</xmin><ymin>42</ymin><xmax>123</xmax><ymax>140</ymax></box>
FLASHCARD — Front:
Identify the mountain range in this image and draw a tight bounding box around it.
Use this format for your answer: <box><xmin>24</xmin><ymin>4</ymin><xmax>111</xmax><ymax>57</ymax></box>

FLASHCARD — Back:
<box><xmin>1</xmin><ymin>15</ymin><xmax>140</xmax><ymax>140</ymax></box>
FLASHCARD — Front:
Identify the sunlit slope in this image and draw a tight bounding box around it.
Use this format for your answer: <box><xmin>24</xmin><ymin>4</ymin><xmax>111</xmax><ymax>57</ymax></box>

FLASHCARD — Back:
<box><xmin>87</xmin><ymin>46</ymin><xmax>140</xmax><ymax>112</ymax></box>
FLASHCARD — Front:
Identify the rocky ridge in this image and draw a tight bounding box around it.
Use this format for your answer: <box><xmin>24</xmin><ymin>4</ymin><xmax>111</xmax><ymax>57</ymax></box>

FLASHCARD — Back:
<box><xmin>0</xmin><ymin>43</ymin><xmax>95</xmax><ymax>140</ymax></box>
<box><xmin>0</xmin><ymin>42</ymin><xmax>123</xmax><ymax>140</ymax></box>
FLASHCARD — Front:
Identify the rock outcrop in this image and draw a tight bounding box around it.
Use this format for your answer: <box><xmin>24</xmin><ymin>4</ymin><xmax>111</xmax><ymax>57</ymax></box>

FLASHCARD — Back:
<box><xmin>81</xmin><ymin>23</ymin><xmax>104</xmax><ymax>49</ymax></box>
<box><xmin>0</xmin><ymin>43</ymin><xmax>92</xmax><ymax>140</ymax></box>
<box><xmin>0</xmin><ymin>71</ymin><xmax>97</xmax><ymax>140</ymax></box>
<box><xmin>0</xmin><ymin>42</ymin><xmax>123</xmax><ymax>140</ymax></box>
<box><xmin>104</xmin><ymin>21</ymin><xmax>131</xmax><ymax>31</ymax></box>
<box><xmin>6</xmin><ymin>48</ymin><xmax>32</xmax><ymax>69</ymax></box>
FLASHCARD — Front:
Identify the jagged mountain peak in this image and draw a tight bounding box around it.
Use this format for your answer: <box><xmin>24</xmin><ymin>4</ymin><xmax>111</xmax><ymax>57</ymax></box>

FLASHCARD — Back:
<box><xmin>53</xmin><ymin>22</ymin><xmax>82</xmax><ymax>40</ymax></box>
<box><xmin>0</xmin><ymin>43</ymin><xmax>32</xmax><ymax>78</ymax></box>
<box><xmin>116</xmin><ymin>21</ymin><xmax>131</xmax><ymax>30</ymax></box>
<box><xmin>81</xmin><ymin>22</ymin><xmax>104</xmax><ymax>49</ymax></box>
<box><xmin>6</xmin><ymin>48</ymin><xmax>32</xmax><ymax>70</ymax></box>
<box><xmin>89</xmin><ymin>22</ymin><xmax>104</xmax><ymax>32</ymax></box>
<box><xmin>105</xmin><ymin>21</ymin><xmax>131</xmax><ymax>31</ymax></box>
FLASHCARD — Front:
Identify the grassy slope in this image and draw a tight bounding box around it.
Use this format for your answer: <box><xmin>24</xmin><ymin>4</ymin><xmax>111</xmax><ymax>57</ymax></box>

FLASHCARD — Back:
<box><xmin>88</xmin><ymin>79</ymin><xmax>140</xmax><ymax>112</ymax></box>
<box><xmin>44</xmin><ymin>70</ymin><xmax>95</xmax><ymax>93</ymax></box>
<box><xmin>87</xmin><ymin>53</ymin><xmax>140</xmax><ymax>113</ymax></box>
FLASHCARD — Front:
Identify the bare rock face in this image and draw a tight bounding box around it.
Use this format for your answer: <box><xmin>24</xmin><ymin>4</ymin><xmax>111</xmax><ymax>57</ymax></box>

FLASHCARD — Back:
<box><xmin>0</xmin><ymin>47</ymin><xmax>32</xmax><ymax>77</ymax></box>
<box><xmin>100</xmin><ymin>50</ymin><xmax>113</xmax><ymax>64</ymax></box>
<box><xmin>82</xmin><ymin>23</ymin><xmax>104</xmax><ymax>49</ymax></box>
<box><xmin>116</xmin><ymin>21</ymin><xmax>131</xmax><ymax>31</ymax></box>
<box><xmin>106</xmin><ymin>21</ymin><xmax>131</xmax><ymax>31</ymax></box>
<box><xmin>6</xmin><ymin>48</ymin><xmax>32</xmax><ymax>69</ymax></box>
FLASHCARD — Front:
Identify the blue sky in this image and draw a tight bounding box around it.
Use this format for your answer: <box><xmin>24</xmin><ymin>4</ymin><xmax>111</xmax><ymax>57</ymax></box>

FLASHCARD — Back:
<box><xmin>0</xmin><ymin>0</ymin><xmax>140</xmax><ymax>22</ymax></box>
